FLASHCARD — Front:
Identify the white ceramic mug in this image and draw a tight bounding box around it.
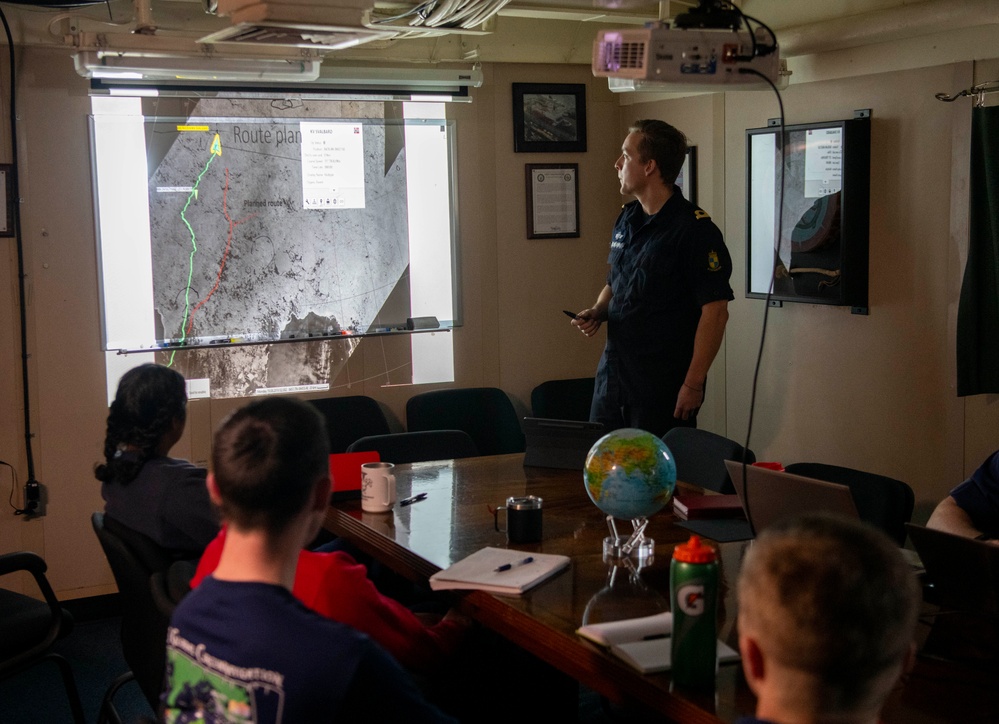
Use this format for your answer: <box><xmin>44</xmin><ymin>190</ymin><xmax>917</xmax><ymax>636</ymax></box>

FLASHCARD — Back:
<box><xmin>361</xmin><ymin>462</ymin><xmax>396</xmax><ymax>513</ymax></box>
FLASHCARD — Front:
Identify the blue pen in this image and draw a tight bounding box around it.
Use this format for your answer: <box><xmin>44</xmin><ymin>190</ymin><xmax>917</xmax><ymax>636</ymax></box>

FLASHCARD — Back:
<box><xmin>494</xmin><ymin>556</ymin><xmax>534</xmax><ymax>573</ymax></box>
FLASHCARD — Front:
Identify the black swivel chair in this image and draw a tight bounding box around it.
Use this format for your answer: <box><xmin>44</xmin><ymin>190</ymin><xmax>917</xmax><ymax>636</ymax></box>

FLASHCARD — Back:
<box><xmin>0</xmin><ymin>551</ymin><xmax>86</xmax><ymax>724</ymax></box>
<box><xmin>662</xmin><ymin>427</ymin><xmax>756</xmax><ymax>494</ymax></box>
<box><xmin>92</xmin><ymin>512</ymin><xmax>187</xmax><ymax>722</ymax></box>
<box><xmin>783</xmin><ymin>462</ymin><xmax>915</xmax><ymax>546</ymax></box>
<box><xmin>308</xmin><ymin>395</ymin><xmax>392</xmax><ymax>453</ymax></box>
<box><xmin>406</xmin><ymin>387</ymin><xmax>526</xmax><ymax>456</ymax></box>
<box><xmin>530</xmin><ymin>377</ymin><xmax>595</xmax><ymax>422</ymax></box>
<box><xmin>347</xmin><ymin>430</ymin><xmax>479</xmax><ymax>463</ymax></box>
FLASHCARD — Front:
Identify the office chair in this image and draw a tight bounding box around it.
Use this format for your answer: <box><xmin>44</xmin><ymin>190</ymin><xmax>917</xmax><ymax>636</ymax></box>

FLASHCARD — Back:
<box><xmin>662</xmin><ymin>427</ymin><xmax>756</xmax><ymax>494</ymax></box>
<box><xmin>0</xmin><ymin>551</ymin><xmax>86</xmax><ymax>723</ymax></box>
<box><xmin>92</xmin><ymin>512</ymin><xmax>186</xmax><ymax>722</ymax></box>
<box><xmin>347</xmin><ymin>430</ymin><xmax>479</xmax><ymax>463</ymax></box>
<box><xmin>530</xmin><ymin>377</ymin><xmax>595</xmax><ymax>422</ymax></box>
<box><xmin>406</xmin><ymin>387</ymin><xmax>526</xmax><ymax>456</ymax></box>
<box><xmin>783</xmin><ymin>462</ymin><xmax>915</xmax><ymax>546</ymax></box>
<box><xmin>308</xmin><ymin>395</ymin><xmax>392</xmax><ymax>453</ymax></box>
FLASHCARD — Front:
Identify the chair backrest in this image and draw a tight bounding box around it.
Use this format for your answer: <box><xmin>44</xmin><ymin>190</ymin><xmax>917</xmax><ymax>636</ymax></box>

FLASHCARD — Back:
<box><xmin>662</xmin><ymin>427</ymin><xmax>756</xmax><ymax>494</ymax></box>
<box><xmin>406</xmin><ymin>387</ymin><xmax>526</xmax><ymax>456</ymax></box>
<box><xmin>91</xmin><ymin>512</ymin><xmax>176</xmax><ymax>709</ymax></box>
<box><xmin>308</xmin><ymin>395</ymin><xmax>391</xmax><ymax>454</ymax></box>
<box><xmin>783</xmin><ymin>462</ymin><xmax>915</xmax><ymax>545</ymax></box>
<box><xmin>0</xmin><ymin>551</ymin><xmax>85</xmax><ymax>722</ymax></box>
<box><xmin>0</xmin><ymin>551</ymin><xmax>67</xmax><ymax>674</ymax></box>
<box><xmin>347</xmin><ymin>430</ymin><xmax>479</xmax><ymax>464</ymax></box>
<box><xmin>530</xmin><ymin>377</ymin><xmax>595</xmax><ymax>422</ymax></box>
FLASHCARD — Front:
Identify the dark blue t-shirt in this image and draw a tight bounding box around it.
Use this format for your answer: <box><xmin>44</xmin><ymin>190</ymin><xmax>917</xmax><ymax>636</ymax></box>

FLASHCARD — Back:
<box><xmin>163</xmin><ymin>576</ymin><xmax>455</xmax><ymax>723</ymax></box>
<box><xmin>950</xmin><ymin>449</ymin><xmax>999</xmax><ymax>538</ymax></box>
<box><xmin>102</xmin><ymin>455</ymin><xmax>218</xmax><ymax>557</ymax></box>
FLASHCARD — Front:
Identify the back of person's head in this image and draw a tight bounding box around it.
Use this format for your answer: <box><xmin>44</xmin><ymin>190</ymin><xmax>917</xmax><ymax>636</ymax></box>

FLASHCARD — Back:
<box><xmin>211</xmin><ymin>397</ymin><xmax>329</xmax><ymax>535</ymax></box>
<box><xmin>737</xmin><ymin>513</ymin><xmax>919</xmax><ymax>717</ymax></box>
<box><xmin>629</xmin><ymin>119</ymin><xmax>688</xmax><ymax>186</ymax></box>
<box><xmin>95</xmin><ymin>363</ymin><xmax>188</xmax><ymax>485</ymax></box>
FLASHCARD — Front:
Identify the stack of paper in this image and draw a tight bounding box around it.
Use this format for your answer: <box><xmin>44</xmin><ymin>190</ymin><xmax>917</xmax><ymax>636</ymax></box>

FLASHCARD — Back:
<box><xmin>429</xmin><ymin>547</ymin><xmax>570</xmax><ymax>596</ymax></box>
<box><xmin>577</xmin><ymin>612</ymin><xmax>740</xmax><ymax>674</ymax></box>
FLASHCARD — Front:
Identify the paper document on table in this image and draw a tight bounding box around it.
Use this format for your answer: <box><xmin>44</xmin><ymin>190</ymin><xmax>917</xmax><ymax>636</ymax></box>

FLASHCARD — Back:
<box><xmin>576</xmin><ymin>612</ymin><xmax>673</xmax><ymax>647</ymax></box>
<box><xmin>429</xmin><ymin>547</ymin><xmax>570</xmax><ymax>596</ymax></box>
<box><xmin>610</xmin><ymin>639</ymin><xmax>740</xmax><ymax>675</ymax></box>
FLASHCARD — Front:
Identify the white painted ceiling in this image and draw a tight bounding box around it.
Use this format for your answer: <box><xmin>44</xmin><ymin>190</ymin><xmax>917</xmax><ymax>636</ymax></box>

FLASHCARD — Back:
<box><xmin>4</xmin><ymin>0</ymin><xmax>996</xmax><ymax>68</ymax></box>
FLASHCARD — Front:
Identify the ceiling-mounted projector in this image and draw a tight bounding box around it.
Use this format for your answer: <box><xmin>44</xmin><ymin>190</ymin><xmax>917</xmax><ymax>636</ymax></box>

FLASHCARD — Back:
<box><xmin>593</xmin><ymin>23</ymin><xmax>784</xmax><ymax>92</ymax></box>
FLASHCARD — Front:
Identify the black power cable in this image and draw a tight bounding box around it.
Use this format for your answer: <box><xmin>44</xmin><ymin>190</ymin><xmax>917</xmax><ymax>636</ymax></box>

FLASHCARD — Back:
<box><xmin>737</xmin><ymin>67</ymin><xmax>785</xmax><ymax>538</ymax></box>
<box><xmin>0</xmin><ymin>6</ymin><xmax>39</xmax><ymax>500</ymax></box>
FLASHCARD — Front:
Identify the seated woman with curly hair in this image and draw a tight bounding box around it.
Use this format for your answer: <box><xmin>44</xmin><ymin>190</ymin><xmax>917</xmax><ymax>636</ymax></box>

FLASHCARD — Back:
<box><xmin>95</xmin><ymin>363</ymin><xmax>219</xmax><ymax>558</ymax></box>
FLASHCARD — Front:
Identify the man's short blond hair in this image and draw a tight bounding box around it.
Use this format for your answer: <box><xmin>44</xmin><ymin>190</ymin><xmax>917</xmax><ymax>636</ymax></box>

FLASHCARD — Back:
<box><xmin>738</xmin><ymin>514</ymin><xmax>920</xmax><ymax>714</ymax></box>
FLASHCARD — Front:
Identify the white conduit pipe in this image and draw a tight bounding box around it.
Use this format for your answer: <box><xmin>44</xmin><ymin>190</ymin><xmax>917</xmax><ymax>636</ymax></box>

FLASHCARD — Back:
<box><xmin>776</xmin><ymin>0</ymin><xmax>999</xmax><ymax>57</ymax></box>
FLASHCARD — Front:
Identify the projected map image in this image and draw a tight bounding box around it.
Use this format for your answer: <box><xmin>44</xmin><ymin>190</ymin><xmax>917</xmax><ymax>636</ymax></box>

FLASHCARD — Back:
<box><xmin>93</xmin><ymin>101</ymin><xmax>456</xmax><ymax>401</ymax></box>
<box><xmin>148</xmin><ymin>120</ymin><xmax>409</xmax><ymax>348</ymax></box>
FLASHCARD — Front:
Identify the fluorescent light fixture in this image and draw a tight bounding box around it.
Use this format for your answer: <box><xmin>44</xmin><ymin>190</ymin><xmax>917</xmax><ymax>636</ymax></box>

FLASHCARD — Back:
<box><xmin>74</xmin><ymin>51</ymin><xmax>321</xmax><ymax>82</ymax></box>
<box><xmin>317</xmin><ymin>65</ymin><xmax>483</xmax><ymax>90</ymax></box>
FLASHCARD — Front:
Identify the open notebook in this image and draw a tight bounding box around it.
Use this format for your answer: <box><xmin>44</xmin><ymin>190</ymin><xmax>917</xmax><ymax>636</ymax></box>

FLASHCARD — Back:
<box><xmin>429</xmin><ymin>547</ymin><xmax>570</xmax><ymax>596</ymax></box>
<box><xmin>576</xmin><ymin>612</ymin><xmax>739</xmax><ymax>674</ymax></box>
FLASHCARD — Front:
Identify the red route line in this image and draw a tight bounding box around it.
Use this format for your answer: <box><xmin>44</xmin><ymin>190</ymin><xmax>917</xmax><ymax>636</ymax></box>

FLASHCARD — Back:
<box><xmin>186</xmin><ymin>168</ymin><xmax>258</xmax><ymax>335</ymax></box>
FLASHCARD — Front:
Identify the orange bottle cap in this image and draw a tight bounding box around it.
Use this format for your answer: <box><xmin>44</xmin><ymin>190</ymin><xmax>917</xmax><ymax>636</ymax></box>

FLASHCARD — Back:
<box><xmin>672</xmin><ymin>534</ymin><xmax>718</xmax><ymax>564</ymax></box>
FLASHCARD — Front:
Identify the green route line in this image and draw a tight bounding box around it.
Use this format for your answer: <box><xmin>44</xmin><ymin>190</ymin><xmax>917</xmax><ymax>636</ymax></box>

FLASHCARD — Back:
<box><xmin>169</xmin><ymin>134</ymin><xmax>222</xmax><ymax>367</ymax></box>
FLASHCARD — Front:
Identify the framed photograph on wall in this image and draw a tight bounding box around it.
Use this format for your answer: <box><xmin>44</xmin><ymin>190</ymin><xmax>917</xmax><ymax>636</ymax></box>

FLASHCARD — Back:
<box><xmin>675</xmin><ymin>146</ymin><xmax>697</xmax><ymax>206</ymax></box>
<box><xmin>526</xmin><ymin>164</ymin><xmax>579</xmax><ymax>238</ymax></box>
<box><xmin>512</xmin><ymin>83</ymin><xmax>587</xmax><ymax>153</ymax></box>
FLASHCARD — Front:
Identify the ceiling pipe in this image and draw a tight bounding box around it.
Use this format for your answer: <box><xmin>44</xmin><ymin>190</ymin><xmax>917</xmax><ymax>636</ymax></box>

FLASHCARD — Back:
<box><xmin>776</xmin><ymin>0</ymin><xmax>999</xmax><ymax>57</ymax></box>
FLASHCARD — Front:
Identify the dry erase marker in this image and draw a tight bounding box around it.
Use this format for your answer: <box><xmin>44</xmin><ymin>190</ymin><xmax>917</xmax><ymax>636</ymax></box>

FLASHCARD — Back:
<box><xmin>563</xmin><ymin>310</ymin><xmax>580</xmax><ymax>320</ymax></box>
<box><xmin>494</xmin><ymin>556</ymin><xmax>534</xmax><ymax>572</ymax></box>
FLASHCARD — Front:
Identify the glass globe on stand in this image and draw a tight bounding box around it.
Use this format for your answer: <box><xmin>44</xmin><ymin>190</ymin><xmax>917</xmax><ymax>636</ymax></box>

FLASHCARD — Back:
<box><xmin>583</xmin><ymin>428</ymin><xmax>677</xmax><ymax>561</ymax></box>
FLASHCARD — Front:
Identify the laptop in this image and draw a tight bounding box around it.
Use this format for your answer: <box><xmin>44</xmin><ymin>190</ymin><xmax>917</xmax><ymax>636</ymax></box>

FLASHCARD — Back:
<box><xmin>905</xmin><ymin>523</ymin><xmax>999</xmax><ymax>617</ymax></box>
<box><xmin>697</xmin><ymin>460</ymin><xmax>861</xmax><ymax>538</ymax></box>
<box><xmin>724</xmin><ymin>460</ymin><xmax>861</xmax><ymax>531</ymax></box>
<box><xmin>522</xmin><ymin>417</ymin><xmax>605</xmax><ymax>470</ymax></box>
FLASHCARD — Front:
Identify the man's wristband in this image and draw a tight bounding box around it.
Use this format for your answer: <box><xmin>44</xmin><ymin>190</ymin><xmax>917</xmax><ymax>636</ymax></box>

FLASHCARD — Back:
<box><xmin>683</xmin><ymin>383</ymin><xmax>704</xmax><ymax>393</ymax></box>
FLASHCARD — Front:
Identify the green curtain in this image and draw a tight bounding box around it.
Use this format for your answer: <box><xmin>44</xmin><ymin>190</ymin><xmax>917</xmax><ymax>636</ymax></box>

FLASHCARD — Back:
<box><xmin>957</xmin><ymin>104</ymin><xmax>999</xmax><ymax>396</ymax></box>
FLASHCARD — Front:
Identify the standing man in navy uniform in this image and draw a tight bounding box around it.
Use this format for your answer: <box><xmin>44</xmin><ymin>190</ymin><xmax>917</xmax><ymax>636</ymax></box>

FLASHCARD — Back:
<box><xmin>573</xmin><ymin>120</ymin><xmax>733</xmax><ymax>437</ymax></box>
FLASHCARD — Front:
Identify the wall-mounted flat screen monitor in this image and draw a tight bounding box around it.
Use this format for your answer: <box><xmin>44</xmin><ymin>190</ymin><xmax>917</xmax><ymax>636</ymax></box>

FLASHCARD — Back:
<box><xmin>746</xmin><ymin>116</ymin><xmax>870</xmax><ymax>311</ymax></box>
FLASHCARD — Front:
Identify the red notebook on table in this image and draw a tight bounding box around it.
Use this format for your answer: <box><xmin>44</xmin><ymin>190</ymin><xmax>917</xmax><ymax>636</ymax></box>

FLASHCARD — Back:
<box><xmin>329</xmin><ymin>451</ymin><xmax>380</xmax><ymax>501</ymax></box>
<box><xmin>673</xmin><ymin>493</ymin><xmax>745</xmax><ymax>520</ymax></box>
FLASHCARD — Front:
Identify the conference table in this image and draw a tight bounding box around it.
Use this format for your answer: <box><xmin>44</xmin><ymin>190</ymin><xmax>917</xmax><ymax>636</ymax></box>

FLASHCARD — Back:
<box><xmin>324</xmin><ymin>454</ymin><xmax>998</xmax><ymax>724</ymax></box>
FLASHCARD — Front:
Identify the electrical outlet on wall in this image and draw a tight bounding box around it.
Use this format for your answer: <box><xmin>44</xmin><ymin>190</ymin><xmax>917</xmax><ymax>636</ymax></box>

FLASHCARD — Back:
<box><xmin>23</xmin><ymin>480</ymin><xmax>45</xmax><ymax>517</ymax></box>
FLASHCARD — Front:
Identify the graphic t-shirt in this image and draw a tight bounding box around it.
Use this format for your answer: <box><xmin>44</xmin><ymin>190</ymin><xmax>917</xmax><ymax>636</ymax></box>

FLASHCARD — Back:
<box><xmin>163</xmin><ymin>576</ymin><xmax>455</xmax><ymax>723</ymax></box>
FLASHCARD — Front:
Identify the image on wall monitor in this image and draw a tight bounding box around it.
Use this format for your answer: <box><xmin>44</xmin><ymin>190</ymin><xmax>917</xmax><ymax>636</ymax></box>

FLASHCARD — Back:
<box><xmin>746</xmin><ymin>116</ymin><xmax>871</xmax><ymax>310</ymax></box>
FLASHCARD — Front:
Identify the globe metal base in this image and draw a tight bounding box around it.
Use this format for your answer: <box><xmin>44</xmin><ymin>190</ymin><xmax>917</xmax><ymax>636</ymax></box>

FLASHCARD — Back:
<box><xmin>603</xmin><ymin>534</ymin><xmax>655</xmax><ymax>561</ymax></box>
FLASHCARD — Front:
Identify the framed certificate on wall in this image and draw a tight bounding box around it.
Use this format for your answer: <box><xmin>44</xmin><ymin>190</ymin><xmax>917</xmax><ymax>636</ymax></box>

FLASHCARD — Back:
<box><xmin>526</xmin><ymin>164</ymin><xmax>579</xmax><ymax>238</ymax></box>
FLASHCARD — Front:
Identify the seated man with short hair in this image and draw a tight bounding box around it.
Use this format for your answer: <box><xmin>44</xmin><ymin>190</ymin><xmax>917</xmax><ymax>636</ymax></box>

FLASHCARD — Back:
<box><xmin>161</xmin><ymin>397</ymin><xmax>455</xmax><ymax>723</ymax></box>
<box><xmin>927</xmin><ymin>449</ymin><xmax>999</xmax><ymax>541</ymax></box>
<box><xmin>736</xmin><ymin>514</ymin><xmax>920</xmax><ymax>724</ymax></box>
